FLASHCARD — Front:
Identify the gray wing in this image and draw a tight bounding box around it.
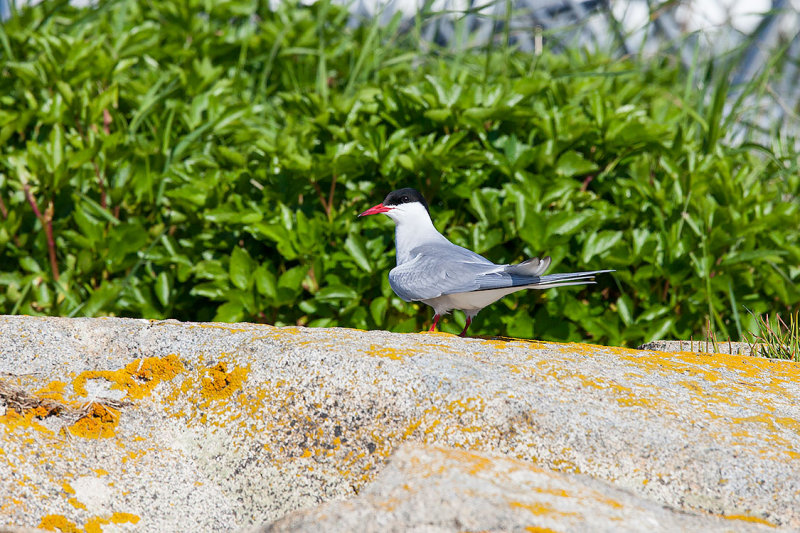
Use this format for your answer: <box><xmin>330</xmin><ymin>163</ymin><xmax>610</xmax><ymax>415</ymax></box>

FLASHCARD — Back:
<box><xmin>388</xmin><ymin>244</ymin><xmax>553</xmax><ymax>302</ymax></box>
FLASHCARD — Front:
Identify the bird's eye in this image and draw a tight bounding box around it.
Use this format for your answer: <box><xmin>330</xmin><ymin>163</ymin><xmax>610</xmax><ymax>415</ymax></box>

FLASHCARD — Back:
<box><xmin>401</xmin><ymin>196</ymin><xmax>409</xmax><ymax>203</ymax></box>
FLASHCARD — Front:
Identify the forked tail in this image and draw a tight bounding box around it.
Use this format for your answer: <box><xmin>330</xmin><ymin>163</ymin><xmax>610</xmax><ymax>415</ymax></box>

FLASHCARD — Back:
<box><xmin>531</xmin><ymin>270</ymin><xmax>615</xmax><ymax>290</ymax></box>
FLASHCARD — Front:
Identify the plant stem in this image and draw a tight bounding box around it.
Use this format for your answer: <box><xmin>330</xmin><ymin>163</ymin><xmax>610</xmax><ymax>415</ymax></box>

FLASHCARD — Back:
<box><xmin>93</xmin><ymin>160</ymin><xmax>108</xmax><ymax>209</ymax></box>
<box><xmin>23</xmin><ymin>184</ymin><xmax>59</xmax><ymax>281</ymax></box>
<box><xmin>43</xmin><ymin>201</ymin><xmax>60</xmax><ymax>281</ymax></box>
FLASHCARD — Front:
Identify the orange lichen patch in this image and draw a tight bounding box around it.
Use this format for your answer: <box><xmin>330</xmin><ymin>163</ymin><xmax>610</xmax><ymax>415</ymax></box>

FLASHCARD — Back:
<box><xmin>37</xmin><ymin>380</ymin><xmax>68</xmax><ymax>401</ymax></box>
<box><xmin>550</xmin><ymin>458</ymin><xmax>582</xmax><ymax>474</ymax></box>
<box><xmin>425</xmin><ymin>447</ymin><xmax>516</xmax><ymax>477</ymax></box>
<box><xmin>68</xmin><ymin>404</ymin><xmax>119</xmax><ymax>439</ymax></box>
<box><xmin>1</xmin><ymin>496</ymin><xmax>23</xmax><ymax>514</ymax></box>
<box><xmin>622</xmin><ymin>349</ymin><xmax>800</xmax><ymax>390</ymax></box>
<box><xmin>367</xmin><ymin>345</ymin><xmax>414</xmax><ymax>360</ymax></box>
<box><xmin>616</xmin><ymin>397</ymin><xmax>654</xmax><ymax>408</ymax></box>
<box><xmin>724</xmin><ymin>414</ymin><xmax>800</xmax><ymax>458</ymax></box>
<box><xmin>533</xmin><ymin>487</ymin><xmax>570</xmax><ymax>498</ymax></box>
<box><xmin>200</xmin><ymin>362</ymin><xmax>249</xmax><ymax>402</ymax></box>
<box><xmin>594</xmin><ymin>495</ymin><xmax>624</xmax><ymax>509</ymax></box>
<box><xmin>434</xmin><ymin>447</ymin><xmax>494</xmax><ymax>475</ymax></box>
<box><xmin>85</xmin><ymin>512</ymin><xmax>141</xmax><ymax>533</ymax></box>
<box><xmin>61</xmin><ymin>481</ymin><xmax>75</xmax><ymax>495</ymax></box>
<box><xmin>726</xmin><ymin>514</ymin><xmax>775</xmax><ymax>526</ymax></box>
<box><xmin>573</xmin><ymin>374</ymin><xmax>605</xmax><ymax>391</ymax></box>
<box><xmin>39</xmin><ymin>514</ymin><xmax>80</xmax><ymax>533</ymax></box>
<box><xmin>122</xmin><ymin>448</ymin><xmax>148</xmax><ymax>464</ymax></box>
<box><xmin>68</xmin><ymin>497</ymin><xmax>87</xmax><ymax>511</ymax></box>
<box><xmin>195</xmin><ymin>323</ymin><xmax>247</xmax><ymax>333</ymax></box>
<box><xmin>733</xmin><ymin>414</ymin><xmax>800</xmax><ymax>435</ymax></box>
<box><xmin>92</xmin><ymin>468</ymin><xmax>109</xmax><ymax>476</ymax></box>
<box><xmin>0</xmin><ymin>405</ymin><xmax>55</xmax><ymax>436</ymax></box>
<box><xmin>111</xmin><ymin>512</ymin><xmax>141</xmax><ymax>525</ymax></box>
<box><xmin>510</xmin><ymin>500</ymin><xmax>578</xmax><ymax>518</ymax></box>
<box><xmin>72</xmin><ymin>354</ymin><xmax>184</xmax><ymax>400</ymax></box>
<box><xmin>482</xmin><ymin>338</ymin><xmax>547</xmax><ymax>351</ymax></box>
<box><xmin>524</xmin><ymin>527</ymin><xmax>560</xmax><ymax>533</ymax></box>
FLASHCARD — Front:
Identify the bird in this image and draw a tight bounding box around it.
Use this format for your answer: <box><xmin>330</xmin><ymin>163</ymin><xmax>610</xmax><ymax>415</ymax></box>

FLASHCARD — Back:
<box><xmin>358</xmin><ymin>187</ymin><xmax>614</xmax><ymax>337</ymax></box>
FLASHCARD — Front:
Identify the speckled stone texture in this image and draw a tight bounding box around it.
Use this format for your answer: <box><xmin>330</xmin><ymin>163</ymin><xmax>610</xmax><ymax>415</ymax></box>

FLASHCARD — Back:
<box><xmin>260</xmin><ymin>443</ymin><xmax>774</xmax><ymax>533</ymax></box>
<box><xmin>1</xmin><ymin>315</ymin><xmax>798</xmax><ymax>532</ymax></box>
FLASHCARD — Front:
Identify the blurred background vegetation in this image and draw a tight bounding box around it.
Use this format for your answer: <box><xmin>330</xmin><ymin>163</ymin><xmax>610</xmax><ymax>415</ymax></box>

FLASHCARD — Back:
<box><xmin>0</xmin><ymin>0</ymin><xmax>798</xmax><ymax>344</ymax></box>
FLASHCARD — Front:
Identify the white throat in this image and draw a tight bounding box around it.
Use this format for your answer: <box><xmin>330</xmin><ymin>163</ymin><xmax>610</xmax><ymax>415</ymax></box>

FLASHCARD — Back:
<box><xmin>385</xmin><ymin>203</ymin><xmax>449</xmax><ymax>265</ymax></box>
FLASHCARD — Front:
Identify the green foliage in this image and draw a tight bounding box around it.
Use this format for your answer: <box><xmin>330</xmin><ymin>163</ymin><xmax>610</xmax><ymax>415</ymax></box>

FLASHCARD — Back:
<box><xmin>1</xmin><ymin>0</ymin><xmax>798</xmax><ymax>345</ymax></box>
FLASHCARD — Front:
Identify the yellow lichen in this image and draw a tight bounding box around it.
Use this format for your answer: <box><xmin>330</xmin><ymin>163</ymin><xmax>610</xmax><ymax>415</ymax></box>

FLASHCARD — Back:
<box><xmin>72</xmin><ymin>354</ymin><xmax>184</xmax><ymax>400</ymax></box>
<box><xmin>367</xmin><ymin>345</ymin><xmax>413</xmax><ymax>360</ymax></box>
<box><xmin>726</xmin><ymin>514</ymin><xmax>775</xmax><ymax>527</ymax></box>
<box><xmin>38</xmin><ymin>514</ymin><xmax>80</xmax><ymax>533</ymax></box>
<box><xmin>68</xmin><ymin>404</ymin><xmax>119</xmax><ymax>439</ymax></box>
<box><xmin>200</xmin><ymin>362</ymin><xmax>249</xmax><ymax>402</ymax></box>
<box><xmin>533</xmin><ymin>487</ymin><xmax>570</xmax><ymax>498</ymax></box>
<box><xmin>510</xmin><ymin>500</ymin><xmax>577</xmax><ymax>517</ymax></box>
<box><xmin>110</xmin><ymin>512</ymin><xmax>140</xmax><ymax>525</ymax></box>
<box><xmin>68</xmin><ymin>497</ymin><xmax>87</xmax><ymax>510</ymax></box>
<box><xmin>37</xmin><ymin>381</ymin><xmax>68</xmax><ymax>402</ymax></box>
<box><xmin>0</xmin><ymin>405</ymin><xmax>55</xmax><ymax>436</ymax></box>
<box><xmin>595</xmin><ymin>495</ymin><xmax>624</xmax><ymax>509</ymax></box>
<box><xmin>84</xmin><ymin>512</ymin><xmax>141</xmax><ymax>533</ymax></box>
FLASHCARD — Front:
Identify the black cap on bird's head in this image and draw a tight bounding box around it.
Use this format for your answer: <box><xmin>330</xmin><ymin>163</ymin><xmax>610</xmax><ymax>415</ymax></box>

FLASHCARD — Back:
<box><xmin>382</xmin><ymin>188</ymin><xmax>429</xmax><ymax>213</ymax></box>
<box><xmin>358</xmin><ymin>187</ymin><xmax>430</xmax><ymax>217</ymax></box>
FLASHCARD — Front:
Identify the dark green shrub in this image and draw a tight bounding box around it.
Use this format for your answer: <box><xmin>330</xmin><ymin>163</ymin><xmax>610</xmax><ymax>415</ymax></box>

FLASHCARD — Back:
<box><xmin>1</xmin><ymin>0</ymin><xmax>797</xmax><ymax>344</ymax></box>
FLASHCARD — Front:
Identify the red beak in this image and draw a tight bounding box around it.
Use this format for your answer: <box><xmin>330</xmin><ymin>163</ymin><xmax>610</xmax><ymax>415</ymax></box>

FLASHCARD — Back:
<box><xmin>358</xmin><ymin>203</ymin><xmax>392</xmax><ymax>217</ymax></box>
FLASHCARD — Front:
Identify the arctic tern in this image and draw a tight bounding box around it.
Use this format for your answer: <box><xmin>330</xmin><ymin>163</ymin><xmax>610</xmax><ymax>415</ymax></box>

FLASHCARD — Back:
<box><xmin>358</xmin><ymin>188</ymin><xmax>613</xmax><ymax>337</ymax></box>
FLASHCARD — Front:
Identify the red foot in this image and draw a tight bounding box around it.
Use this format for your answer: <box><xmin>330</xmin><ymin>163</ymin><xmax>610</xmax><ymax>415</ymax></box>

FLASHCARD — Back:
<box><xmin>458</xmin><ymin>317</ymin><xmax>472</xmax><ymax>337</ymax></box>
<box><xmin>429</xmin><ymin>314</ymin><xmax>441</xmax><ymax>332</ymax></box>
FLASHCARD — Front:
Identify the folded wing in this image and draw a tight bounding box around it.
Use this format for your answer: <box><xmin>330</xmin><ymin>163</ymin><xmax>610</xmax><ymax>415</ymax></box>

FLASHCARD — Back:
<box><xmin>389</xmin><ymin>244</ymin><xmax>611</xmax><ymax>303</ymax></box>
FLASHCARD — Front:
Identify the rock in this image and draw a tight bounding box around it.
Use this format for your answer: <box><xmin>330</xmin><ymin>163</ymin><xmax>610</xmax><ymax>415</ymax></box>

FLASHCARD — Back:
<box><xmin>260</xmin><ymin>443</ymin><xmax>773</xmax><ymax>532</ymax></box>
<box><xmin>640</xmin><ymin>340</ymin><xmax>763</xmax><ymax>356</ymax></box>
<box><xmin>1</xmin><ymin>316</ymin><xmax>798</xmax><ymax>531</ymax></box>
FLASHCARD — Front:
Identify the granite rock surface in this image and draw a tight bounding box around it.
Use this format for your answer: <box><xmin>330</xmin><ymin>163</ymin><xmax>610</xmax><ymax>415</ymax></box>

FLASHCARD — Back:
<box><xmin>1</xmin><ymin>316</ymin><xmax>798</xmax><ymax>531</ymax></box>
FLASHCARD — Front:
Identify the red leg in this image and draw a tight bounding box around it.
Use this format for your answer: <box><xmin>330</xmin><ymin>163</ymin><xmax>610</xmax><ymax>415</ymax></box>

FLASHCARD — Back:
<box><xmin>458</xmin><ymin>317</ymin><xmax>472</xmax><ymax>337</ymax></box>
<box><xmin>429</xmin><ymin>314</ymin><xmax>441</xmax><ymax>332</ymax></box>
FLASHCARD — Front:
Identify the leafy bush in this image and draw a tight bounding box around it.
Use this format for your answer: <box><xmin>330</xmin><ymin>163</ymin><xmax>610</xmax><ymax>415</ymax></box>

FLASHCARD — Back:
<box><xmin>1</xmin><ymin>0</ymin><xmax>798</xmax><ymax>344</ymax></box>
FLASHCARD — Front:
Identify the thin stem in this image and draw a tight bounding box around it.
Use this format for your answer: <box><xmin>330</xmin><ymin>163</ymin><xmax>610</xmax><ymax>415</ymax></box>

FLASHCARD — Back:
<box><xmin>327</xmin><ymin>174</ymin><xmax>337</xmax><ymax>219</ymax></box>
<box><xmin>310</xmin><ymin>180</ymin><xmax>330</xmax><ymax>216</ymax></box>
<box><xmin>23</xmin><ymin>183</ymin><xmax>44</xmax><ymax>220</ymax></box>
<box><xmin>93</xmin><ymin>160</ymin><xmax>107</xmax><ymax>209</ymax></box>
<box><xmin>44</xmin><ymin>201</ymin><xmax>60</xmax><ymax>281</ymax></box>
<box><xmin>23</xmin><ymin>184</ymin><xmax>59</xmax><ymax>281</ymax></box>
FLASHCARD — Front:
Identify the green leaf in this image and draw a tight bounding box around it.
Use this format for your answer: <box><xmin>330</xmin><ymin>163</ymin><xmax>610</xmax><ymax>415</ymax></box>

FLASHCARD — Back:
<box><xmin>254</xmin><ymin>265</ymin><xmax>277</xmax><ymax>299</ymax></box>
<box><xmin>229</xmin><ymin>247</ymin><xmax>253</xmax><ymax>290</ymax></box>
<box><xmin>215</xmin><ymin>300</ymin><xmax>245</xmax><ymax>323</ymax></box>
<box><xmin>370</xmin><ymin>296</ymin><xmax>387</xmax><ymax>324</ymax></box>
<box><xmin>581</xmin><ymin>230</ymin><xmax>623</xmax><ymax>264</ymax></box>
<box><xmin>155</xmin><ymin>272</ymin><xmax>171</xmax><ymax>307</ymax></box>
<box><xmin>316</xmin><ymin>285</ymin><xmax>358</xmax><ymax>301</ymax></box>
<box><xmin>555</xmin><ymin>150</ymin><xmax>598</xmax><ymax>178</ymax></box>
<box><xmin>546</xmin><ymin>210</ymin><xmax>595</xmax><ymax>237</ymax></box>
<box><xmin>721</xmin><ymin>249</ymin><xmax>788</xmax><ymax>266</ymax></box>
<box><xmin>617</xmin><ymin>295</ymin><xmax>633</xmax><ymax>326</ymax></box>
<box><xmin>83</xmin><ymin>283</ymin><xmax>122</xmax><ymax>317</ymax></box>
<box><xmin>20</xmin><ymin>257</ymin><xmax>42</xmax><ymax>273</ymax></box>
<box><xmin>344</xmin><ymin>233</ymin><xmax>372</xmax><ymax>273</ymax></box>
